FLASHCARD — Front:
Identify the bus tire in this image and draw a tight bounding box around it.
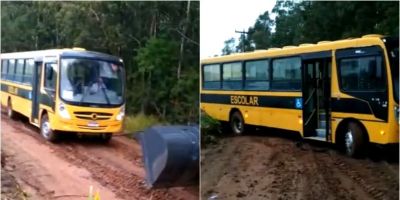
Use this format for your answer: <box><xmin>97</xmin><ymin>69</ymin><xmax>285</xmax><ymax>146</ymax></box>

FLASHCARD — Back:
<box><xmin>7</xmin><ymin>98</ymin><xmax>17</xmax><ymax>120</ymax></box>
<box><xmin>343</xmin><ymin>122</ymin><xmax>365</xmax><ymax>157</ymax></box>
<box><xmin>40</xmin><ymin>114</ymin><xmax>58</xmax><ymax>142</ymax></box>
<box><xmin>100</xmin><ymin>133</ymin><xmax>112</xmax><ymax>143</ymax></box>
<box><xmin>230</xmin><ymin>111</ymin><xmax>245</xmax><ymax>135</ymax></box>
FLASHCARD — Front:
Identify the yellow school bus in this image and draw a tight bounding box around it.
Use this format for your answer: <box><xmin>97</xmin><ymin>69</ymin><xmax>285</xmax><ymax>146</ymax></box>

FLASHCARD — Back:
<box><xmin>1</xmin><ymin>48</ymin><xmax>125</xmax><ymax>142</ymax></box>
<box><xmin>200</xmin><ymin>34</ymin><xmax>398</xmax><ymax>157</ymax></box>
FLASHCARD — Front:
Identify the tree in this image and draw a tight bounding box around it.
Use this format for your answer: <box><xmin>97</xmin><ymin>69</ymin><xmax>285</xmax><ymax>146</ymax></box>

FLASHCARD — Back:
<box><xmin>222</xmin><ymin>37</ymin><xmax>235</xmax><ymax>55</ymax></box>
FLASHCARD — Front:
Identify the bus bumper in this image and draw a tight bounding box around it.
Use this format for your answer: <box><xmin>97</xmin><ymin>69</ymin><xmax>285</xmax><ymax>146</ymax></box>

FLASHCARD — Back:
<box><xmin>52</xmin><ymin>118</ymin><xmax>123</xmax><ymax>134</ymax></box>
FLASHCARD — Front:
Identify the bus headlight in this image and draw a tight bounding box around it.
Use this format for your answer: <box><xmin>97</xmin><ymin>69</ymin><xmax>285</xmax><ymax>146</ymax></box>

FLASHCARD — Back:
<box><xmin>58</xmin><ymin>102</ymin><xmax>71</xmax><ymax>119</ymax></box>
<box><xmin>116</xmin><ymin>105</ymin><xmax>125</xmax><ymax>121</ymax></box>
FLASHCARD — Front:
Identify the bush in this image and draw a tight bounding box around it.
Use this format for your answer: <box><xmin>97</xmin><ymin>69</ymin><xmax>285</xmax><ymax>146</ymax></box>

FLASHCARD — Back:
<box><xmin>124</xmin><ymin>113</ymin><xmax>161</xmax><ymax>133</ymax></box>
<box><xmin>201</xmin><ymin>111</ymin><xmax>221</xmax><ymax>147</ymax></box>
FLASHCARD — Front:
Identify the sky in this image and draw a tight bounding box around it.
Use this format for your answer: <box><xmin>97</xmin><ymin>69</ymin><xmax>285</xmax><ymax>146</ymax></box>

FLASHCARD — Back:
<box><xmin>200</xmin><ymin>0</ymin><xmax>276</xmax><ymax>59</ymax></box>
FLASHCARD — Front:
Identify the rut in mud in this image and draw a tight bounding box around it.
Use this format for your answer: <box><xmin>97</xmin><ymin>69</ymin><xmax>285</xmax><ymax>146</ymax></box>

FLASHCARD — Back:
<box><xmin>1</xmin><ymin>115</ymin><xmax>198</xmax><ymax>200</ymax></box>
<box><xmin>201</xmin><ymin>129</ymin><xmax>399</xmax><ymax>200</ymax></box>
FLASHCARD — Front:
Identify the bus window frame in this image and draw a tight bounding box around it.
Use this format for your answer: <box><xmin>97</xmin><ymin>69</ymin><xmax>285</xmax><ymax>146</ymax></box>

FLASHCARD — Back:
<box><xmin>1</xmin><ymin>59</ymin><xmax>8</xmax><ymax>80</ymax></box>
<box><xmin>243</xmin><ymin>58</ymin><xmax>270</xmax><ymax>91</ymax></box>
<box><xmin>336</xmin><ymin>46</ymin><xmax>388</xmax><ymax>93</ymax></box>
<box><xmin>202</xmin><ymin>63</ymin><xmax>222</xmax><ymax>90</ymax></box>
<box><xmin>221</xmin><ymin>61</ymin><xmax>243</xmax><ymax>90</ymax></box>
<box><xmin>270</xmin><ymin>56</ymin><xmax>302</xmax><ymax>92</ymax></box>
<box><xmin>15</xmin><ymin>59</ymin><xmax>25</xmax><ymax>83</ymax></box>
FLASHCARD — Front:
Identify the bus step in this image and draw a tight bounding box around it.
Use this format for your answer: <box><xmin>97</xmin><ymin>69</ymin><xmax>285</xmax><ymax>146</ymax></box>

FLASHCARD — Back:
<box><xmin>319</xmin><ymin>120</ymin><xmax>326</xmax><ymax>129</ymax></box>
<box><xmin>319</xmin><ymin>112</ymin><xmax>326</xmax><ymax>120</ymax></box>
<box><xmin>304</xmin><ymin>136</ymin><xmax>326</xmax><ymax>142</ymax></box>
<box><xmin>316</xmin><ymin>128</ymin><xmax>326</xmax><ymax>137</ymax></box>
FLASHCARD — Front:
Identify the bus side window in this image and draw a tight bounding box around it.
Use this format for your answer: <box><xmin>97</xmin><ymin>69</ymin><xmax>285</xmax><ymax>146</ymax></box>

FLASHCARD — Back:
<box><xmin>271</xmin><ymin>57</ymin><xmax>301</xmax><ymax>91</ymax></box>
<box><xmin>7</xmin><ymin>59</ymin><xmax>16</xmax><ymax>81</ymax></box>
<box><xmin>222</xmin><ymin>62</ymin><xmax>242</xmax><ymax>90</ymax></box>
<box><xmin>23</xmin><ymin>59</ymin><xmax>34</xmax><ymax>84</ymax></box>
<box><xmin>15</xmin><ymin>59</ymin><xmax>25</xmax><ymax>83</ymax></box>
<box><xmin>245</xmin><ymin>59</ymin><xmax>269</xmax><ymax>90</ymax></box>
<box><xmin>203</xmin><ymin>64</ymin><xmax>221</xmax><ymax>89</ymax></box>
<box><xmin>44</xmin><ymin>63</ymin><xmax>57</xmax><ymax>91</ymax></box>
<box><xmin>339</xmin><ymin>56</ymin><xmax>385</xmax><ymax>91</ymax></box>
<box><xmin>1</xmin><ymin>59</ymin><xmax>8</xmax><ymax>80</ymax></box>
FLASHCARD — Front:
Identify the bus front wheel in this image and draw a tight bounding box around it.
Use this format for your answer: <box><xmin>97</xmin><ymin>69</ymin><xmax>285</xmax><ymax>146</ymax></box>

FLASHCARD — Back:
<box><xmin>40</xmin><ymin>114</ymin><xmax>58</xmax><ymax>142</ymax></box>
<box><xmin>230</xmin><ymin>111</ymin><xmax>245</xmax><ymax>135</ymax></box>
<box><xmin>100</xmin><ymin>133</ymin><xmax>112</xmax><ymax>143</ymax></box>
<box><xmin>342</xmin><ymin>122</ymin><xmax>365</xmax><ymax>157</ymax></box>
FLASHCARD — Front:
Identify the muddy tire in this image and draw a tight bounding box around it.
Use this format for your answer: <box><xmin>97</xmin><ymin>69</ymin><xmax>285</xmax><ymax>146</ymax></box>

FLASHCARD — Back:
<box><xmin>230</xmin><ymin>111</ymin><xmax>245</xmax><ymax>135</ymax></box>
<box><xmin>342</xmin><ymin>122</ymin><xmax>365</xmax><ymax>158</ymax></box>
<box><xmin>100</xmin><ymin>133</ymin><xmax>112</xmax><ymax>143</ymax></box>
<box><xmin>7</xmin><ymin>99</ymin><xmax>17</xmax><ymax>120</ymax></box>
<box><xmin>40</xmin><ymin>114</ymin><xmax>58</xmax><ymax>142</ymax></box>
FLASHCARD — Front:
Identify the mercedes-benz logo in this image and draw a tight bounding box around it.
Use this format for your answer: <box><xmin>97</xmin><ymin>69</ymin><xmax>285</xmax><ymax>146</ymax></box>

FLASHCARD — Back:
<box><xmin>91</xmin><ymin>114</ymin><xmax>97</xmax><ymax>120</ymax></box>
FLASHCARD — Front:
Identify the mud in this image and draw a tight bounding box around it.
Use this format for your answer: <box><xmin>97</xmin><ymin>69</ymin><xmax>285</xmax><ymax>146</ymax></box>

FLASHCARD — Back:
<box><xmin>201</xmin><ymin>129</ymin><xmax>399</xmax><ymax>200</ymax></box>
<box><xmin>1</xmin><ymin>115</ymin><xmax>198</xmax><ymax>200</ymax></box>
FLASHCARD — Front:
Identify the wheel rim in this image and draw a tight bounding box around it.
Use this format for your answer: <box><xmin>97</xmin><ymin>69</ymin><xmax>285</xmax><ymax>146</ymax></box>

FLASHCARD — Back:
<box><xmin>233</xmin><ymin>117</ymin><xmax>243</xmax><ymax>133</ymax></box>
<box><xmin>41</xmin><ymin>119</ymin><xmax>51</xmax><ymax>139</ymax></box>
<box><xmin>7</xmin><ymin>101</ymin><xmax>12</xmax><ymax>117</ymax></box>
<box><xmin>344</xmin><ymin>129</ymin><xmax>354</xmax><ymax>154</ymax></box>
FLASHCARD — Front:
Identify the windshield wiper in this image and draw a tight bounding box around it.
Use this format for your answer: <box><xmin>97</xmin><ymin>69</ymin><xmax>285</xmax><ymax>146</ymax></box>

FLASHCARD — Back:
<box><xmin>80</xmin><ymin>86</ymin><xmax>89</xmax><ymax>105</ymax></box>
<box><xmin>101</xmin><ymin>86</ymin><xmax>111</xmax><ymax>105</ymax></box>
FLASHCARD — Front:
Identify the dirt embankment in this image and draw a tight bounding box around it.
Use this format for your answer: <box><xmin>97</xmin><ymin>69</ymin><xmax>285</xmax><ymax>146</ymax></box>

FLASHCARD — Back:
<box><xmin>201</xmin><ymin>130</ymin><xmax>399</xmax><ymax>200</ymax></box>
<box><xmin>1</xmin><ymin>115</ymin><xmax>198</xmax><ymax>200</ymax></box>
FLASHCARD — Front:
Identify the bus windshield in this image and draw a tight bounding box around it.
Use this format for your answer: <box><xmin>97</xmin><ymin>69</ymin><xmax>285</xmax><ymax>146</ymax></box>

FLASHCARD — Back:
<box><xmin>60</xmin><ymin>58</ymin><xmax>124</xmax><ymax>106</ymax></box>
<box><xmin>385</xmin><ymin>37</ymin><xmax>399</xmax><ymax>103</ymax></box>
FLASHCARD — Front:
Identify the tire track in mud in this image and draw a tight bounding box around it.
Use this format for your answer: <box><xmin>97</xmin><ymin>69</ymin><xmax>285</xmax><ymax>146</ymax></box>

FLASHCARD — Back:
<box><xmin>202</xmin><ymin>133</ymin><xmax>398</xmax><ymax>200</ymax></box>
<box><xmin>2</xmin><ymin>115</ymin><xmax>194</xmax><ymax>200</ymax></box>
<box><xmin>328</xmin><ymin>155</ymin><xmax>398</xmax><ymax>200</ymax></box>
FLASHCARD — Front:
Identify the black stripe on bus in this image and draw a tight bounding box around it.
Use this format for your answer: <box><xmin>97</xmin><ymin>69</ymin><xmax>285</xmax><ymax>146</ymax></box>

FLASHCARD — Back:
<box><xmin>331</xmin><ymin>98</ymin><xmax>373</xmax><ymax>115</ymax></box>
<box><xmin>1</xmin><ymin>83</ymin><xmax>54</xmax><ymax>110</ymax></box>
<box><xmin>201</xmin><ymin>93</ymin><xmax>302</xmax><ymax>110</ymax></box>
<box><xmin>1</xmin><ymin>83</ymin><xmax>31</xmax><ymax>100</ymax></box>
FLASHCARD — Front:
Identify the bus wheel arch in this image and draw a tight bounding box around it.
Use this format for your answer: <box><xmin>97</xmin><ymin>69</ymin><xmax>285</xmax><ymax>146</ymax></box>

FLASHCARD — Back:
<box><xmin>229</xmin><ymin>108</ymin><xmax>245</xmax><ymax>135</ymax></box>
<box><xmin>335</xmin><ymin>118</ymin><xmax>369</xmax><ymax>157</ymax></box>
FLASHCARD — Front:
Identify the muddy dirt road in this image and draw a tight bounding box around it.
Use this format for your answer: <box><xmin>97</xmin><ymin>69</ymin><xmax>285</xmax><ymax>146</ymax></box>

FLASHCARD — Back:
<box><xmin>1</xmin><ymin>115</ymin><xmax>198</xmax><ymax>200</ymax></box>
<box><xmin>201</xmin><ymin>130</ymin><xmax>399</xmax><ymax>200</ymax></box>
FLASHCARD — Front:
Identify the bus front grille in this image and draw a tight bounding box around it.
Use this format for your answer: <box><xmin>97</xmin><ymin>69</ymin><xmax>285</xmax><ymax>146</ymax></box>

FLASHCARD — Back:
<box><xmin>73</xmin><ymin>112</ymin><xmax>113</xmax><ymax>120</ymax></box>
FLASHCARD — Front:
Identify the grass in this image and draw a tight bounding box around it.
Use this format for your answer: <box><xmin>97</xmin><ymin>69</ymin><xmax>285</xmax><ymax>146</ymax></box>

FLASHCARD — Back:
<box><xmin>124</xmin><ymin>113</ymin><xmax>162</xmax><ymax>134</ymax></box>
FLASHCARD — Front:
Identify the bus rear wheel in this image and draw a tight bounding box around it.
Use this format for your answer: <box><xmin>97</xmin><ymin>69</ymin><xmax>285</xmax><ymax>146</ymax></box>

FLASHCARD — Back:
<box><xmin>40</xmin><ymin>114</ymin><xmax>58</xmax><ymax>142</ymax></box>
<box><xmin>7</xmin><ymin>99</ymin><xmax>17</xmax><ymax>120</ymax></box>
<box><xmin>230</xmin><ymin>111</ymin><xmax>245</xmax><ymax>135</ymax></box>
<box><xmin>342</xmin><ymin>122</ymin><xmax>365</xmax><ymax>157</ymax></box>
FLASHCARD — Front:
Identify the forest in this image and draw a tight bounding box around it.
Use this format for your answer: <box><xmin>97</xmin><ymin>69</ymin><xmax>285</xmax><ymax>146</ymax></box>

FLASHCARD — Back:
<box><xmin>1</xmin><ymin>1</ymin><xmax>199</xmax><ymax>124</ymax></box>
<box><xmin>222</xmin><ymin>0</ymin><xmax>399</xmax><ymax>54</ymax></box>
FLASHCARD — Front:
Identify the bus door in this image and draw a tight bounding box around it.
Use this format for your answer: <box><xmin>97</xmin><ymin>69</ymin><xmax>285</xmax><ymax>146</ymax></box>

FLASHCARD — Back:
<box><xmin>302</xmin><ymin>51</ymin><xmax>331</xmax><ymax>141</ymax></box>
<box><xmin>31</xmin><ymin>59</ymin><xmax>42</xmax><ymax>124</ymax></box>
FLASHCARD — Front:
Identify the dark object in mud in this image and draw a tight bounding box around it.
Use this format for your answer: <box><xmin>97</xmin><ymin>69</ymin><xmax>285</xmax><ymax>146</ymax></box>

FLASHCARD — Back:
<box><xmin>137</xmin><ymin>125</ymin><xmax>199</xmax><ymax>188</ymax></box>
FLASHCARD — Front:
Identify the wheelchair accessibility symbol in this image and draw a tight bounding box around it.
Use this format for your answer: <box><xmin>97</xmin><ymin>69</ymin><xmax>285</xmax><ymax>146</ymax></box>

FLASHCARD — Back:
<box><xmin>295</xmin><ymin>98</ymin><xmax>302</xmax><ymax>109</ymax></box>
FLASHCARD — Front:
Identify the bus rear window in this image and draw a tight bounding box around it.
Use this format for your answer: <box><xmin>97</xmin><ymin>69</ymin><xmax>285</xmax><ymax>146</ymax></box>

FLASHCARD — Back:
<box><xmin>203</xmin><ymin>64</ymin><xmax>221</xmax><ymax>89</ymax></box>
<box><xmin>1</xmin><ymin>60</ymin><xmax>8</xmax><ymax>79</ymax></box>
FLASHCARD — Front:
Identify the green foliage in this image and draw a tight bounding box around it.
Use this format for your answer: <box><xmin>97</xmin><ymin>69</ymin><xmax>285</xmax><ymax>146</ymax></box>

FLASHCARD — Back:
<box><xmin>200</xmin><ymin>111</ymin><xmax>221</xmax><ymax>146</ymax></box>
<box><xmin>230</xmin><ymin>1</ymin><xmax>399</xmax><ymax>52</ymax></box>
<box><xmin>1</xmin><ymin>1</ymin><xmax>199</xmax><ymax>124</ymax></box>
<box><xmin>124</xmin><ymin>113</ymin><xmax>161</xmax><ymax>133</ymax></box>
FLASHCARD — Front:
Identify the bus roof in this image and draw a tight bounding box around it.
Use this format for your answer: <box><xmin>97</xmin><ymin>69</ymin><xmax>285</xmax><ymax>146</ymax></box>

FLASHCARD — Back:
<box><xmin>0</xmin><ymin>48</ymin><xmax>123</xmax><ymax>63</ymax></box>
<box><xmin>202</xmin><ymin>34</ymin><xmax>388</xmax><ymax>64</ymax></box>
